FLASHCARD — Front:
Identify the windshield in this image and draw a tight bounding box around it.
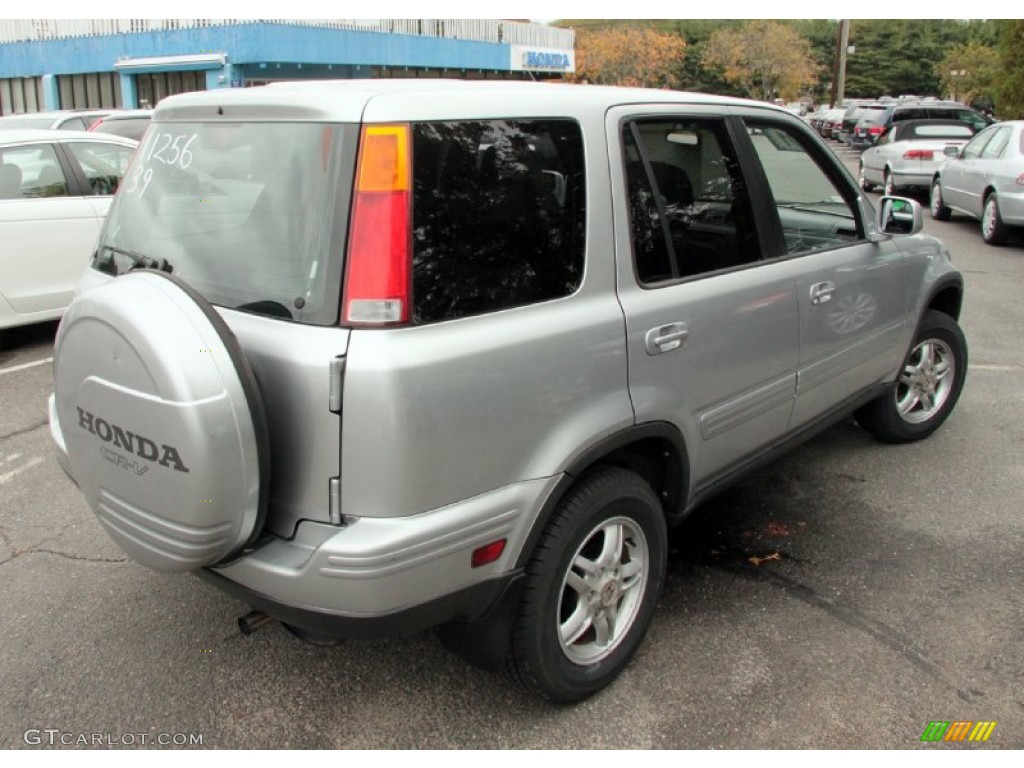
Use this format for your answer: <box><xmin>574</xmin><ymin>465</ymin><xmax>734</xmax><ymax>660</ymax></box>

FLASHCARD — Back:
<box><xmin>92</xmin><ymin>121</ymin><xmax>353</xmax><ymax>325</ymax></box>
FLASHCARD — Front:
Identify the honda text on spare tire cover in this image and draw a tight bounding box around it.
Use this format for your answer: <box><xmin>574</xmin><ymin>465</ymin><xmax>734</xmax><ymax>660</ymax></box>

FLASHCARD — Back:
<box><xmin>49</xmin><ymin>81</ymin><xmax>967</xmax><ymax>703</ymax></box>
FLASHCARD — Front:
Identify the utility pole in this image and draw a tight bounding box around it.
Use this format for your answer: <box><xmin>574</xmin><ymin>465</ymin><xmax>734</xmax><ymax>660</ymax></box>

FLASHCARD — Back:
<box><xmin>829</xmin><ymin>20</ymin><xmax>851</xmax><ymax>108</ymax></box>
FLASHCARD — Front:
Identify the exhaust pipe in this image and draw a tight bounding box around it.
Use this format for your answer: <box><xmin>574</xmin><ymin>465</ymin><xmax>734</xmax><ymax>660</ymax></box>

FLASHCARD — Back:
<box><xmin>238</xmin><ymin>609</ymin><xmax>274</xmax><ymax>635</ymax></box>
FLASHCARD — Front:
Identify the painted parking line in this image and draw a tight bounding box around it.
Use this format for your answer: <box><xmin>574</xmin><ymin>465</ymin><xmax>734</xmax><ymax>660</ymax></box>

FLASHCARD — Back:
<box><xmin>971</xmin><ymin>364</ymin><xmax>1021</xmax><ymax>372</ymax></box>
<box><xmin>0</xmin><ymin>357</ymin><xmax>53</xmax><ymax>377</ymax></box>
<box><xmin>0</xmin><ymin>456</ymin><xmax>44</xmax><ymax>485</ymax></box>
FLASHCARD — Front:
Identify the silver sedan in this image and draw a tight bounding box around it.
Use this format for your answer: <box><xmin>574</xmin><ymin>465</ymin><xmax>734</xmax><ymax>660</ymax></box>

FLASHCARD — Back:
<box><xmin>930</xmin><ymin>120</ymin><xmax>1024</xmax><ymax>245</ymax></box>
<box><xmin>859</xmin><ymin>119</ymin><xmax>973</xmax><ymax>196</ymax></box>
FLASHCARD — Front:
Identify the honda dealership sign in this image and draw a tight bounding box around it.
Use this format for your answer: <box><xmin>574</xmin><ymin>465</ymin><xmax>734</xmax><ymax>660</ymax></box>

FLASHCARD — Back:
<box><xmin>511</xmin><ymin>44</ymin><xmax>575</xmax><ymax>73</ymax></box>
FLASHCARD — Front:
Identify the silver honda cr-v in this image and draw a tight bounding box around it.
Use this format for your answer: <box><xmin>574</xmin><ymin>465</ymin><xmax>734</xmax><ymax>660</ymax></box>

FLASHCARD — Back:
<box><xmin>49</xmin><ymin>80</ymin><xmax>967</xmax><ymax>702</ymax></box>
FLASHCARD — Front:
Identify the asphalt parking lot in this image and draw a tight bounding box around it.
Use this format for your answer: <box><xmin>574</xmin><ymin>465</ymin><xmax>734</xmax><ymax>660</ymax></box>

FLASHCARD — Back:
<box><xmin>1</xmin><ymin>148</ymin><xmax>1021</xmax><ymax>749</ymax></box>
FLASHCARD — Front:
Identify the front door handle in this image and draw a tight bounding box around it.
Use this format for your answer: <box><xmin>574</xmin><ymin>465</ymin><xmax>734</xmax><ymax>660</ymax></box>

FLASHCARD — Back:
<box><xmin>810</xmin><ymin>281</ymin><xmax>836</xmax><ymax>305</ymax></box>
<box><xmin>645</xmin><ymin>322</ymin><xmax>689</xmax><ymax>355</ymax></box>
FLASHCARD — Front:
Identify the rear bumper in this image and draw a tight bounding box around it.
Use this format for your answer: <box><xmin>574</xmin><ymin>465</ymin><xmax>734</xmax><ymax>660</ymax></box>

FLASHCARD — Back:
<box><xmin>208</xmin><ymin>474</ymin><xmax>559</xmax><ymax>628</ymax></box>
<box><xmin>891</xmin><ymin>161</ymin><xmax>943</xmax><ymax>189</ymax></box>
<box><xmin>199</xmin><ymin>564</ymin><xmax>523</xmax><ymax>639</ymax></box>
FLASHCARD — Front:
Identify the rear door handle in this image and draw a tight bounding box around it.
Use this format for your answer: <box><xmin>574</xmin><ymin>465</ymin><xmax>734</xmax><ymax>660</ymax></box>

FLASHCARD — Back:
<box><xmin>810</xmin><ymin>281</ymin><xmax>836</xmax><ymax>305</ymax></box>
<box><xmin>645</xmin><ymin>322</ymin><xmax>689</xmax><ymax>355</ymax></box>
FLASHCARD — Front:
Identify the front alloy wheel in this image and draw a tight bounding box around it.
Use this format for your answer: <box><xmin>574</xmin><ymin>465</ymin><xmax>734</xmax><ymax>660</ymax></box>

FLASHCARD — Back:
<box><xmin>895</xmin><ymin>338</ymin><xmax>956</xmax><ymax>424</ymax></box>
<box><xmin>856</xmin><ymin>310</ymin><xmax>967</xmax><ymax>443</ymax></box>
<box><xmin>981</xmin><ymin>194</ymin><xmax>1010</xmax><ymax>245</ymax></box>
<box><xmin>930</xmin><ymin>178</ymin><xmax>951</xmax><ymax>221</ymax></box>
<box><xmin>508</xmin><ymin>466</ymin><xmax>667</xmax><ymax>703</ymax></box>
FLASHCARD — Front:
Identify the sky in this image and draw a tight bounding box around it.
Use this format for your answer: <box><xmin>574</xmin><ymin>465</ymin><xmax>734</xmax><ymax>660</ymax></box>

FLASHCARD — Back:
<box><xmin>15</xmin><ymin>2</ymin><xmax>997</xmax><ymax>21</ymax></box>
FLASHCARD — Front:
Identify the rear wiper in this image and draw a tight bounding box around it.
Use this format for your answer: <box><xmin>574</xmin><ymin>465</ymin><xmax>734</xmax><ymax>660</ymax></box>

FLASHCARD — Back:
<box><xmin>98</xmin><ymin>245</ymin><xmax>173</xmax><ymax>274</ymax></box>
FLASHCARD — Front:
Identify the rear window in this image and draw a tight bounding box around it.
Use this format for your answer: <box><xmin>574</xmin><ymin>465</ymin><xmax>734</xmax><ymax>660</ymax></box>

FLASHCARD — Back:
<box><xmin>0</xmin><ymin>117</ymin><xmax>53</xmax><ymax>130</ymax></box>
<box><xmin>411</xmin><ymin>119</ymin><xmax>585</xmax><ymax>324</ymax></box>
<box><xmin>91</xmin><ymin>122</ymin><xmax>355</xmax><ymax>325</ymax></box>
<box><xmin>93</xmin><ymin>117</ymin><xmax>151</xmax><ymax>142</ymax></box>
<box><xmin>904</xmin><ymin>124</ymin><xmax>974</xmax><ymax>140</ymax></box>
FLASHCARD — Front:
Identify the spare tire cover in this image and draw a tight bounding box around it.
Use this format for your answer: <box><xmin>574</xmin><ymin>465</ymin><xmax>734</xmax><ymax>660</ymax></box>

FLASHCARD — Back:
<box><xmin>54</xmin><ymin>270</ymin><xmax>269</xmax><ymax>573</ymax></box>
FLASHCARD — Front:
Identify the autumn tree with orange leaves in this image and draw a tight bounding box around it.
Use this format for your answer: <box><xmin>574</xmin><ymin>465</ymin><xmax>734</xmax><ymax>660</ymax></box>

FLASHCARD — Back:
<box><xmin>702</xmin><ymin>20</ymin><xmax>819</xmax><ymax>102</ymax></box>
<box><xmin>570</xmin><ymin>26</ymin><xmax>684</xmax><ymax>89</ymax></box>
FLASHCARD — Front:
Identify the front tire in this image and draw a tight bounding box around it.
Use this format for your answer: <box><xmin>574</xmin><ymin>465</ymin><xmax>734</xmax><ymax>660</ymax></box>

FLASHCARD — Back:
<box><xmin>930</xmin><ymin>178</ymin><xmax>951</xmax><ymax>221</ymax></box>
<box><xmin>507</xmin><ymin>466</ymin><xmax>667</xmax><ymax>703</ymax></box>
<box><xmin>981</xmin><ymin>194</ymin><xmax>1010</xmax><ymax>246</ymax></box>
<box><xmin>856</xmin><ymin>311</ymin><xmax>967</xmax><ymax>443</ymax></box>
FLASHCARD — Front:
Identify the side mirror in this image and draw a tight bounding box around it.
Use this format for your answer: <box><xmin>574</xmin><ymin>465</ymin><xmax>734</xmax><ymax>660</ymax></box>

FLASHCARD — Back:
<box><xmin>943</xmin><ymin>145</ymin><xmax>960</xmax><ymax>157</ymax></box>
<box><xmin>877</xmin><ymin>196</ymin><xmax>923</xmax><ymax>236</ymax></box>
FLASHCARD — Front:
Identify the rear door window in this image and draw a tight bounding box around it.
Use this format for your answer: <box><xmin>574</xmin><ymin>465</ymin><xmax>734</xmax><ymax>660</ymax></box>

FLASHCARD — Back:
<box><xmin>0</xmin><ymin>144</ymin><xmax>69</xmax><ymax>198</ymax></box>
<box><xmin>411</xmin><ymin>120</ymin><xmax>585</xmax><ymax>323</ymax></box>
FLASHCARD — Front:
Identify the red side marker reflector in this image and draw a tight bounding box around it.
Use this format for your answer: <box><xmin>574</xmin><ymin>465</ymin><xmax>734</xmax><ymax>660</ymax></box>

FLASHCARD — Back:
<box><xmin>472</xmin><ymin>539</ymin><xmax>507</xmax><ymax>568</ymax></box>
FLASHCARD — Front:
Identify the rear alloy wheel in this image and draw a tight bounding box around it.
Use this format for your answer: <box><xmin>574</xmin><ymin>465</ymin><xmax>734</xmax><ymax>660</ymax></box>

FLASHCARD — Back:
<box><xmin>856</xmin><ymin>310</ymin><xmax>967</xmax><ymax>443</ymax></box>
<box><xmin>858</xmin><ymin>163</ymin><xmax>875</xmax><ymax>192</ymax></box>
<box><xmin>981</xmin><ymin>194</ymin><xmax>1010</xmax><ymax>246</ymax></box>
<box><xmin>507</xmin><ymin>467</ymin><xmax>666</xmax><ymax>703</ymax></box>
<box><xmin>930</xmin><ymin>178</ymin><xmax>951</xmax><ymax>221</ymax></box>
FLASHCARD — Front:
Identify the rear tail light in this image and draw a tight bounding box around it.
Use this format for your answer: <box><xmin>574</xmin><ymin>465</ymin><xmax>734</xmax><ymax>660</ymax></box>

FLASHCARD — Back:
<box><xmin>903</xmin><ymin>149</ymin><xmax>934</xmax><ymax>160</ymax></box>
<box><xmin>1016</xmin><ymin>173</ymin><xmax>1024</xmax><ymax>187</ymax></box>
<box><xmin>869</xmin><ymin>125</ymin><xmax>885</xmax><ymax>135</ymax></box>
<box><xmin>342</xmin><ymin>124</ymin><xmax>412</xmax><ymax>326</ymax></box>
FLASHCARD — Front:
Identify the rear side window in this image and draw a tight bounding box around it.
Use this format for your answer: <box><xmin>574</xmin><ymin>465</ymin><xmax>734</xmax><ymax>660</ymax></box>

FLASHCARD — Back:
<box><xmin>411</xmin><ymin>120</ymin><xmax>585</xmax><ymax>324</ymax></box>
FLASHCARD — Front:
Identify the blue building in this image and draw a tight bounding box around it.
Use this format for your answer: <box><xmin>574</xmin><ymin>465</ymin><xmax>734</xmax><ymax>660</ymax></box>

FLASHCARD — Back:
<box><xmin>0</xmin><ymin>19</ymin><xmax>576</xmax><ymax>115</ymax></box>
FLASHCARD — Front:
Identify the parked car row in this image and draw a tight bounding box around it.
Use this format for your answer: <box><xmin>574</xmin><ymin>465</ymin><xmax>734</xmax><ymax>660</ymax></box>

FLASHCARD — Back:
<box><xmin>808</xmin><ymin>100</ymin><xmax>994</xmax><ymax>153</ymax></box>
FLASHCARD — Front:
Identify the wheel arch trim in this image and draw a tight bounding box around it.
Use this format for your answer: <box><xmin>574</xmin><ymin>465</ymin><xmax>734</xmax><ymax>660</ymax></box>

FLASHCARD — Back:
<box><xmin>512</xmin><ymin>422</ymin><xmax>689</xmax><ymax>569</ymax></box>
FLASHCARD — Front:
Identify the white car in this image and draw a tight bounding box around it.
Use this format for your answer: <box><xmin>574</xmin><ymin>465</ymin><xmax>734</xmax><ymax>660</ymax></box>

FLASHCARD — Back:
<box><xmin>858</xmin><ymin>119</ymin><xmax>974</xmax><ymax>196</ymax></box>
<box><xmin>0</xmin><ymin>130</ymin><xmax>138</xmax><ymax>330</ymax></box>
<box><xmin>0</xmin><ymin>110</ymin><xmax>118</xmax><ymax>132</ymax></box>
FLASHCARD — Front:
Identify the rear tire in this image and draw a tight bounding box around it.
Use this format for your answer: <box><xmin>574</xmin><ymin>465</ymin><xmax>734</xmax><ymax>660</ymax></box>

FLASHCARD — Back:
<box><xmin>883</xmin><ymin>169</ymin><xmax>898</xmax><ymax>197</ymax></box>
<box><xmin>506</xmin><ymin>466</ymin><xmax>667</xmax><ymax>703</ymax></box>
<box><xmin>856</xmin><ymin>311</ymin><xmax>967</xmax><ymax>443</ymax></box>
<box><xmin>858</xmin><ymin>163</ymin><xmax>875</xmax><ymax>192</ymax></box>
